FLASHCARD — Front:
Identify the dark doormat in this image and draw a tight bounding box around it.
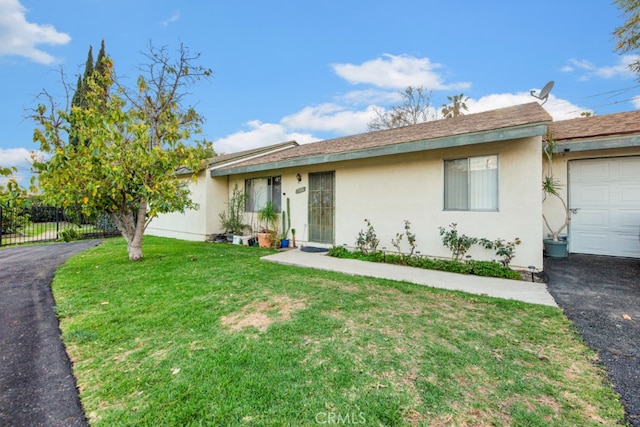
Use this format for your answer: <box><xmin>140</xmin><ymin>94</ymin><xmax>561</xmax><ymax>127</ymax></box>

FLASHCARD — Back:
<box><xmin>300</xmin><ymin>246</ymin><xmax>329</xmax><ymax>253</ymax></box>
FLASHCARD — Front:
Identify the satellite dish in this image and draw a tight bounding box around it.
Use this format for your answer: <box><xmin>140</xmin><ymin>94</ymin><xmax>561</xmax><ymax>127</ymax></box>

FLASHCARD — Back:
<box><xmin>530</xmin><ymin>80</ymin><xmax>554</xmax><ymax>105</ymax></box>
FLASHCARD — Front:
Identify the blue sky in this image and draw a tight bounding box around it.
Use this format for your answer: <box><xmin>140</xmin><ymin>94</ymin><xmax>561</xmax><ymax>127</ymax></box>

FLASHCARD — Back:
<box><xmin>1</xmin><ymin>0</ymin><xmax>638</xmax><ymax>184</ymax></box>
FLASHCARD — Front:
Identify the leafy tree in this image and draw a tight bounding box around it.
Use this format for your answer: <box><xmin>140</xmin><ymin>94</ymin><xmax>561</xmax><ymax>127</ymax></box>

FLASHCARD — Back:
<box><xmin>441</xmin><ymin>93</ymin><xmax>469</xmax><ymax>119</ymax></box>
<box><xmin>0</xmin><ymin>167</ymin><xmax>29</xmax><ymax>234</ymax></box>
<box><xmin>31</xmin><ymin>44</ymin><xmax>214</xmax><ymax>261</ymax></box>
<box><xmin>0</xmin><ymin>167</ymin><xmax>26</xmax><ymax>208</ymax></box>
<box><xmin>367</xmin><ymin>86</ymin><xmax>434</xmax><ymax>131</ymax></box>
<box><xmin>613</xmin><ymin>0</ymin><xmax>640</xmax><ymax>76</ymax></box>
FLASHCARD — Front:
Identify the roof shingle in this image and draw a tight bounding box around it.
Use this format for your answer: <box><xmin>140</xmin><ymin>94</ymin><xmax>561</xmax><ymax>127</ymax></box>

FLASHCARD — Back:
<box><xmin>222</xmin><ymin>102</ymin><xmax>552</xmax><ymax>171</ymax></box>
<box><xmin>548</xmin><ymin>110</ymin><xmax>640</xmax><ymax>142</ymax></box>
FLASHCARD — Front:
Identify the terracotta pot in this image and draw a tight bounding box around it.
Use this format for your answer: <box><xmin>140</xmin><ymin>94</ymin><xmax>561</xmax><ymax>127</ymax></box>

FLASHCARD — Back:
<box><xmin>257</xmin><ymin>232</ymin><xmax>272</xmax><ymax>248</ymax></box>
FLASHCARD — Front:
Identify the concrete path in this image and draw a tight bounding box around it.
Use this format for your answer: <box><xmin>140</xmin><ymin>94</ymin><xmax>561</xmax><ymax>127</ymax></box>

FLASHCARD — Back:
<box><xmin>0</xmin><ymin>241</ymin><xmax>100</xmax><ymax>427</ymax></box>
<box><xmin>263</xmin><ymin>249</ymin><xmax>558</xmax><ymax>307</ymax></box>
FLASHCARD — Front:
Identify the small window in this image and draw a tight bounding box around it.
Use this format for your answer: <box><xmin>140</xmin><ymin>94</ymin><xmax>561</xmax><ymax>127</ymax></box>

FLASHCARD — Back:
<box><xmin>444</xmin><ymin>155</ymin><xmax>498</xmax><ymax>211</ymax></box>
<box><xmin>245</xmin><ymin>176</ymin><xmax>282</xmax><ymax>212</ymax></box>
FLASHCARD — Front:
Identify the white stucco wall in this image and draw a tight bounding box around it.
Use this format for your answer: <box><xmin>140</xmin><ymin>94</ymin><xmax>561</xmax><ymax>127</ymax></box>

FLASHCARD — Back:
<box><xmin>145</xmin><ymin>171</ymin><xmax>229</xmax><ymax>241</ymax></box>
<box><xmin>330</xmin><ymin>137</ymin><xmax>544</xmax><ymax>270</ymax></box>
<box><xmin>231</xmin><ymin>136</ymin><xmax>544</xmax><ymax>269</ymax></box>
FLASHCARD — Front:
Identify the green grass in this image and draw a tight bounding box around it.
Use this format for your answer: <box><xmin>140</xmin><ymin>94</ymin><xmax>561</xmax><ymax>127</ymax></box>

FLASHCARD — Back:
<box><xmin>53</xmin><ymin>236</ymin><xmax>625</xmax><ymax>426</ymax></box>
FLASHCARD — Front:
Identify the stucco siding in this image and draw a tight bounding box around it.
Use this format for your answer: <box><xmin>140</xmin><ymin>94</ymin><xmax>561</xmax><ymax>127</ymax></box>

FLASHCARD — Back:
<box><xmin>229</xmin><ymin>136</ymin><xmax>543</xmax><ymax>269</ymax></box>
<box><xmin>146</xmin><ymin>172</ymin><xmax>228</xmax><ymax>241</ymax></box>
<box><xmin>331</xmin><ymin>137</ymin><xmax>543</xmax><ymax>269</ymax></box>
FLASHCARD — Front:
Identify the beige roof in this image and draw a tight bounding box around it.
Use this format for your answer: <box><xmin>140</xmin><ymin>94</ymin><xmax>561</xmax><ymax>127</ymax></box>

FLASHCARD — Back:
<box><xmin>548</xmin><ymin>110</ymin><xmax>640</xmax><ymax>142</ymax></box>
<box><xmin>205</xmin><ymin>140</ymin><xmax>298</xmax><ymax>168</ymax></box>
<box><xmin>219</xmin><ymin>102</ymin><xmax>552</xmax><ymax>171</ymax></box>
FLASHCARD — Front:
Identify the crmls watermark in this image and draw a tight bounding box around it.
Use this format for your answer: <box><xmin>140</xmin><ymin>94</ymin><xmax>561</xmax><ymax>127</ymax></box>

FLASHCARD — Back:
<box><xmin>315</xmin><ymin>412</ymin><xmax>366</xmax><ymax>424</ymax></box>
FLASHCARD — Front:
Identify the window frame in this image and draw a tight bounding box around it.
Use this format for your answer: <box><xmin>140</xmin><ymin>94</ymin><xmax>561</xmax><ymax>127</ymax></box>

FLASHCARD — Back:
<box><xmin>443</xmin><ymin>154</ymin><xmax>499</xmax><ymax>212</ymax></box>
<box><xmin>244</xmin><ymin>176</ymin><xmax>282</xmax><ymax>212</ymax></box>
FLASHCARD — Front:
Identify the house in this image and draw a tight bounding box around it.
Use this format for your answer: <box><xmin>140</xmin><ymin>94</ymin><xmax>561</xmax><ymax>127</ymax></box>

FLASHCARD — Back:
<box><xmin>145</xmin><ymin>140</ymin><xmax>298</xmax><ymax>241</ymax></box>
<box><xmin>147</xmin><ymin>103</ymin><xmax>640</xmax><ymax>269</ymax></box>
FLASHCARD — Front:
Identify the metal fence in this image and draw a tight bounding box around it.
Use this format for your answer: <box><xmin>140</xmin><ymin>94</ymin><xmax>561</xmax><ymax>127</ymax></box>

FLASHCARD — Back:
<box><xmin>0</xmin><ymin>204</ymin><xmax>120</xmax><ymax>247</ymax></box>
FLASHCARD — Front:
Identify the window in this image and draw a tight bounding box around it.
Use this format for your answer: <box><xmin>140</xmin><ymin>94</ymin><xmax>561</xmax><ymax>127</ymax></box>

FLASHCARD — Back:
<box><xmin>245</xmin><ymin>176</ymin><xmax>282</xmax><ymax>212</ymax></box>
<box><xmin>444</xmin><ymin>155</ymin><xmax>498</xmax><ymax>211</ymax></box>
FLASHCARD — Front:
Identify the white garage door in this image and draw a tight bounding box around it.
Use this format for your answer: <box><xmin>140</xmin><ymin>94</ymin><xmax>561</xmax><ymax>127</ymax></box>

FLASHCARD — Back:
<box><xmin>569</xmin><ymin>157</ymin><xmax>640</xmax><ymax>258</ymax></box>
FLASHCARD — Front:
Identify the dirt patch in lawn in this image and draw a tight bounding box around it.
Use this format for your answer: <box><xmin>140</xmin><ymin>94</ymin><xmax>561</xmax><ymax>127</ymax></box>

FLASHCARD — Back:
<box><xmin>221</xmin><ymin>294</ymin><xmax>306</xmax><ymax>333</ymax></box>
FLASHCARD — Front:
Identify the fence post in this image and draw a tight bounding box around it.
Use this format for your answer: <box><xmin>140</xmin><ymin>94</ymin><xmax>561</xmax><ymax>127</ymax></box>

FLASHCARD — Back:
<box><xmin>56</xmin><ymin>207</ymin><xmax>60</xmax><ymax>240</ymax></box>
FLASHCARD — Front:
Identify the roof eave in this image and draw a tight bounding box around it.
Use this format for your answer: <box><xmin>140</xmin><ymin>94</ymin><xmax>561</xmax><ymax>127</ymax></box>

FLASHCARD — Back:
<box><xmin>211</xmin><ymin>123</ymin><xmax>548</xmax><ymax>177</ymax></box>
<box><xmin>555</xmin><ymin>135</ymin><xmax>640</xmax><ymax>152</ymax></box>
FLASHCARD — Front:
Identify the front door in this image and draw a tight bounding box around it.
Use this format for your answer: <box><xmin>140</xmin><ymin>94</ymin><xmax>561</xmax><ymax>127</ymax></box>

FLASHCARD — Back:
<box><xmin>308</xmin><ymin>172</ymin><xmax>335</xmax><ymax>244</ymax></box>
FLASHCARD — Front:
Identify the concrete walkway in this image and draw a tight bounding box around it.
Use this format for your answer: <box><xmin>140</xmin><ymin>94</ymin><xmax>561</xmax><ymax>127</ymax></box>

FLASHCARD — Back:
<box><xmin>263</xmin><ymin>249</ymin><xmax>558</xmax><ymax>307</ymax></box>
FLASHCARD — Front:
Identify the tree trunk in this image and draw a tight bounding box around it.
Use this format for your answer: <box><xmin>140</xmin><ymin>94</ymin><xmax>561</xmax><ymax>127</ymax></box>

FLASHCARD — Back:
<box><xmin>127</xmin><ymin>203</ymin><xmax>147</xmax><ymax>261</ymax></box>
<box><xmin>110</xmin><ymin>202</ymin><xmax>147</xmax><ymax>261</ymax></box>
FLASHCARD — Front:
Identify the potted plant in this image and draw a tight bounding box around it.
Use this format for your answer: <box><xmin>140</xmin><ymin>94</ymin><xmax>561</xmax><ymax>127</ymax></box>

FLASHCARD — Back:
<box><xmin>291</xmin><ymin>228</ymin><xmax>296</xmax><ymax>248</ymax></box>
<box><xmin>280</xmin><ymin>198</ymin><xmax>291</xmax><ymax>249</ymax></box>
<box><xmin>542</xmin><ymin>131</ymin><xmax>570</xmax><ymax>258</ymax></box>
<box><xmin>257</xmin><ymin>200</ymin><xmax>278</xmax><ymax>248</ymax></box>
<box><xmin>218</xmin><ymin>184</ymin><xmax>248</xmax><ymax>243</ymax></box>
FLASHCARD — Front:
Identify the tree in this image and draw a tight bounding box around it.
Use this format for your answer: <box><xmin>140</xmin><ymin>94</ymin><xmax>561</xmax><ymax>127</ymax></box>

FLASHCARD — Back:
<box><xmin>441</xmin><ymin>93</ymin><xmax>469</xmax><ymax>119</ymax></box>
<box><xmin>1</xmin><ymin>167</ymin><xmax>29</xmax><ymax>234</ymax></box>
<box><xmin>32</xmin><ymin>44</ymin><xmax>214</xmax><ymax>261</ymax></box>
<box><xmin>613</xmin><ymin>0</ymin><xmax>640</xmax><ymax>76</ymax></box>
<box><xmin>0</xmin><ymin>167</ymin><xmax>26</xmax><ymax>208</ymax></box>
<box><xmin>367</xmin><ymin>86</ymin><xmax>434</xmax><ymax>131</ymax></box>
<box><xmin>70</xmin><ymin>41</ymin><xmax>111</xmax><ymax>146</ymax></box>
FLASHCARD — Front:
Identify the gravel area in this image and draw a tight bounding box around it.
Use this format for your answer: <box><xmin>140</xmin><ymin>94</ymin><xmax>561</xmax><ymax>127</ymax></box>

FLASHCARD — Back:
<box><xmin>545</xmin><ymin>254</ymin><xmax>640</xmax><ymax>427</ymax></box>
<box><xmin>0</xmin><ymin>241</ymin><xmax>100</xmax><ymax>427</ymax></box>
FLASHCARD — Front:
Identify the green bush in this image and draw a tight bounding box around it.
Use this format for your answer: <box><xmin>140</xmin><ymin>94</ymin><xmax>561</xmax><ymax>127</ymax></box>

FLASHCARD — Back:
<box><xmin>1</xmin><ymin>207</ymin><xmax>30</xmax><ymax>234</ymax></box>
<box><xmin>329</xmin><ymin>248</ymin><xmax>521</xmax><ymax>280</ymax></box>
<box><xmin>60</xmin><ymin>226</ymin><xmax>80</xmax><ymax>242</ymax></box>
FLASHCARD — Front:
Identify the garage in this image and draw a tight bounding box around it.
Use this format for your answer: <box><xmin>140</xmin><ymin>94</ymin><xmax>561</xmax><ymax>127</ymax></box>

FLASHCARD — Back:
<box><xmin>569</xmin><ymin>156</ymin><xmax>640</xmax><ymax>258</ymax></box>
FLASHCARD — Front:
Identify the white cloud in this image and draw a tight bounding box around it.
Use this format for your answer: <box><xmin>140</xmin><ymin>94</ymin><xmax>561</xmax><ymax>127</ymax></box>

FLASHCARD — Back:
<box><xmin>562</xmin><ymin>55</ymin><xmax>637</xmax><ymax>81</ymax></box>
<box><xmin>0</xmin><ymin>147</ymin><xmax>35</xmax><ymax>168</ymax></box>
<box><xmin>161</xmin><ymin>11</ymin><xmax>180</xmax><ymax>27</ymax></box>
<box><xmin>281</xmin><ymin>104</ymin><xmax>375</xmax><ymax>134</ymax></box>
<box><xmin>0</xmin><ymin>147</ymin><xmax>40</xmax><ymax>187</ymax></box>
<box><xmin>212</xmin><ymin>120</ymin><xmax>320</xmax><ymax>154</ymax></box>
<box><xmin>0</xmin><ymin>0</ymin><xmax>71</xmax><ymax>64</ymax></box>
<box><xmin>332</xmin><ymin>54</ymin><xmax>471</xmax><ymax>91</ymax></box>
<box><xmin>632</xmin><ymin>96</ymin><xmax>640</xmax><ymax>109</ymax></box>
<box><xmin>466</xmin><ymin>92</ymin><xmax>589</xmax><ymax>120</ymax></box>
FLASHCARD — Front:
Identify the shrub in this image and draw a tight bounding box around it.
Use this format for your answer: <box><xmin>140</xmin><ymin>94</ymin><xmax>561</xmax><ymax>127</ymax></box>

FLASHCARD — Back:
<box><xmin>438</xmin><ymin>223</ymin><xmax>478</xmax><ymax>260</ymax></box>
<box><xmin>95</xmin><ymin>213</ymin><xmax>119</xmax><ymax>233</ymax></box>
<box><xmin>60</xmin><ymin>226</ymin><xmax>80</xmax><ymax>242</ymax></box>
<box><xmin>479</xmin><ymin>237</ymin><xmax>521</xmax><ymax>267</ymax></box>
<box><xmin>467</xmin><ymin>260</ymin><xmax>521</xmax><ymax>280</ymax></box>
<box><xmin>391</xmin><ymin>220</ymin><xmax>418</xmax><ymax>257</ymax></box>
<box><xmin>355</xmin><ymin>219</ymin><xmax>379</xmax><ymax>255</ymax></box>
<box><xmin>1</xmin><ymin>207</ymin><xmax>30</xmax><ymax>234</ymax></box>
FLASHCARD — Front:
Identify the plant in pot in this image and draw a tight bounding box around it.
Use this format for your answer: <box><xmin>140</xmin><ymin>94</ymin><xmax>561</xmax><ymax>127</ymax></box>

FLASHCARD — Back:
<box><xmin>279</xmin><ymin>198</ymin><xmax>291</xmax><ymax>248</ymax></box>
<box><xmin>218</xmin><ymin>184</ymin><xmax>249</xmax><ymax>243</ymax></box>
<box><xmin>542</xmin><ymin>131</ymin><xmax>570</xmax><ymax>258</ymax></box>
<box><xmin>257</xmin><ymin>200</ymin><xmax>278</xmax><ymax>248</ymax></box>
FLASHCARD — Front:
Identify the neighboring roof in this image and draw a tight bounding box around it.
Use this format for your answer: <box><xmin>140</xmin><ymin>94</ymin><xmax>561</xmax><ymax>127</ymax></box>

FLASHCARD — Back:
<box><xmin>206</xmin><ymin>140</ymin><xmax>299</xmax><ymax>169</ymax></box>
<box><xmin>176</xmin><ymin>140</ymin><xmax>299</xmax><ymax>175</ymax></box>
<box><xmin>548</xmin><ymin>110</ymin><xmax>640</xmax><ymax>152</ymax></box>
<box><xmin>212</xmin><ymin>102</ymin><xmax>552</xmax><ymax>177</ymax></box>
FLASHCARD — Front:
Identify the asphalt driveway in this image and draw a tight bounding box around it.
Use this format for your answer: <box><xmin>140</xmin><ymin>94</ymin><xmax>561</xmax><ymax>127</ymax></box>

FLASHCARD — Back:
<box><xmin>0</xmin><ymin>241</ymin><xmax>100</xmax><ymax>427</ymax></box>
<box><xmin>545</xmin><ymin>254</ymin><xmax>640</xmax><ymax>427</ymax></box>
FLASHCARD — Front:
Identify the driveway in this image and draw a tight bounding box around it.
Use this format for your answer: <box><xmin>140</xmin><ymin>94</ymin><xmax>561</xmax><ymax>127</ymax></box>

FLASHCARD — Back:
<box><xmin>0</xmin><ymin>241</ymin><xmax>100</xmax><ymax>427</ymax></box>
<box><xmin>545</xmin><ymin>254</ymin><xmax>640</xmax><ymax>427</ymax></box>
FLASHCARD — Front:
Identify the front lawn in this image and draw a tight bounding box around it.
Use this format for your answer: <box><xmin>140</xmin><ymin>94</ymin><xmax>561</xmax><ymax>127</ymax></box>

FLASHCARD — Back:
<box><xmin>53</xmin><ymin>237</ymin><xmax>625</xmax><ymax>426</ymax></box>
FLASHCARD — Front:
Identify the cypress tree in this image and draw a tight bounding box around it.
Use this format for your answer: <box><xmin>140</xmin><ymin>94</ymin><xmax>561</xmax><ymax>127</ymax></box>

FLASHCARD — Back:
<box><xmin>70</xmin><ymin>42</ymin><xmax>110</xmax><ymax>146</ymax></box>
